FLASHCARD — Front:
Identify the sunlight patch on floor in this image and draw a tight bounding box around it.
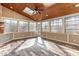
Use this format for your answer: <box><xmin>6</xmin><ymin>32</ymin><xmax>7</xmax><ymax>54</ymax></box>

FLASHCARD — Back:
<box><xmin>37</xmin><ymin>37</ymin><xmax>44</xmax><ymax>44</ymax></box>
<box><xmin>15</xmin><ymin>37</ymin><xmax>44</xmax><ymax>52</ymax></box>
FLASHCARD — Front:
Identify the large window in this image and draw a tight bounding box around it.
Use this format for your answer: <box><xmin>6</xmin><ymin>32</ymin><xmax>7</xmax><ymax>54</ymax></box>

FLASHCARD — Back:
<box><xmin>10</xmin><ymin>20</ymin><xmax>17</xmax><ymax>32</ymax></box>
<box><xmin>18</xmin><ymin>21</ymin><xmax>28</xmax><ymax>32</ymax></box>
<box><xmin>37</xmin><ymin>22</ymin><xmax>41</xmax><ymax>32</ymax></box>
<box><xmin>42</xmin><ymin>21</ymin><xmax>49</xmax><ymax>32</ymax></box>
<box><xmin>66</xmin><ymin>16</ymin><xmax>79</xmax><ymax>34</ymax></box>
<box><xmin>29</xmin><ymin>22</ymin><xmax>36</xmax><ymax>31</ymax></box>
<box><xmin>51</xmin><ymin>19</ymin><xmax>63</xmax><ymax>33</ymax></box>
<box><xmin>4</xmin><ymin>18</ymin><xmax>17</xmax><ymax>33</ymax></box>
<box><xmin>4</xmin><ymin>19</ymin><xmax>11</xmax><ymax>33</ymax></box>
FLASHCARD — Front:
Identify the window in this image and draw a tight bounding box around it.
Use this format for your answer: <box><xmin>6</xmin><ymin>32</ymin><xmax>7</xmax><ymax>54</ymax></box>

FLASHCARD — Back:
<box><xmin>42</xmin><ymin>21</ymin><xmax>49</xmax><ymax>32</ymax></box>
<box><xmin>29</xmin><ymin>22</ymin><xmax>36</xmax><ymax>31</ymax></box>
<box><xmin>51</xmin><ymin>19</ymin><xmax>63</xmax><ymax>33</ymax></box>
<box><xmin>23</xmin><ymin>7</ymin><xmax>34</xmax><ymax>15</ymax></box>
<box><xmin>4</xmin><ymin>19</ymin><xmax>11</xmax><ymax>33</ymax></box>
<box><xmin>4</xmin><ymin>18</ymin><xmax>17</xmax><ymax>33</ymax></box>
<box><xmin>18</xmin><ymin>21</ymin><xmax>28</xmax><ymax>32</ymax></box>
<box><xmin>66</xmin><ymin>16</ymin><xmax>79</xmax><ymax>34</ymax></box>
<box><xmin>37</xmin><ymin>22</ymin><xmax>41</xmax><ymax>32</ymax></box>
<box><xmin>10</xmin><ymin>20</ymin><xmax>17</xmax><ymax>32</ymax></box>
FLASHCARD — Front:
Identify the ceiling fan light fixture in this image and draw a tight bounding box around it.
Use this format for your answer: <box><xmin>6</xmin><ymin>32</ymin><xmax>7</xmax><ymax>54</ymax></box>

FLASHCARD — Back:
<box><xmin>46</xmin><ymin>14</ymin><xmax>48</xmax><ymax>16</ymax></box>
<box><xmin>10</xmin><ymin>6</ymin><xmax>13</xmax><ymax>9</ymax></box>
<box><xmin>75</xmin><ymin>4</ymin><xmax>79</xmax><ymax>7</ymax></box>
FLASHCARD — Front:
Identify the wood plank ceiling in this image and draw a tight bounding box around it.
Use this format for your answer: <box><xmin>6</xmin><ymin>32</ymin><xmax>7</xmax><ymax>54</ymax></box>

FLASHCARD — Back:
<box><xmin>1</xmin><ymin>3</ymin><xmax>79</xmax><ymax>21</ymax></box>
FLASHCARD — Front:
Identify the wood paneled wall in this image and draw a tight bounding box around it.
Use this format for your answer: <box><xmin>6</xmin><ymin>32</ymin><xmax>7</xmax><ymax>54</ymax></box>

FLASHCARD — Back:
<box><xmin>2</xmin><ymin>6</ymin><xmax>32</xmax><ymax>21</ymax></box>
<box><xmin>0</xmin><ymin>4</ymin><xmax>2</xmax><ymax>18</ymax></box>
<box><xmin>41</xmin><ymin>32</ymin><xmax>79</xmax><ymax>46</ymax></box>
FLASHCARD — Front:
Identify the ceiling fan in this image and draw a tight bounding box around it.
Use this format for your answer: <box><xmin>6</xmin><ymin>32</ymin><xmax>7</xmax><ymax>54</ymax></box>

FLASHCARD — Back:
<box><xmin>30</xmin><ymin>3</ymin><xmax>45</xmax><ymax>14</ymax></box>
<box><xmin>23</xmin><ymin>3</ymin><xmax>46</xmax><ymax>21</ymax></box>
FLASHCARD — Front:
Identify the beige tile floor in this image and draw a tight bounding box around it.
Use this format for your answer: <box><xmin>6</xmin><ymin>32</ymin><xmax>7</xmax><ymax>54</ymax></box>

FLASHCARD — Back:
<box><xmin>0</xmin><ymin>37</ymin><xmax>79</xmax><ymax>56</ymax></box>
<box><xmin>0</xmin><ymin>40</ymin><xmax>24</xmax><ymax>56</ymax></box>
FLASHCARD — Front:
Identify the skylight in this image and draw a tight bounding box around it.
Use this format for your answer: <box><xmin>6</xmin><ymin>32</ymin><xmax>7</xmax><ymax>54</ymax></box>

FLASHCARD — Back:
<box><xmin>23</xmin><ymin>7</ymin><xmax>34</xmax><ymax>15</ymax></box>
